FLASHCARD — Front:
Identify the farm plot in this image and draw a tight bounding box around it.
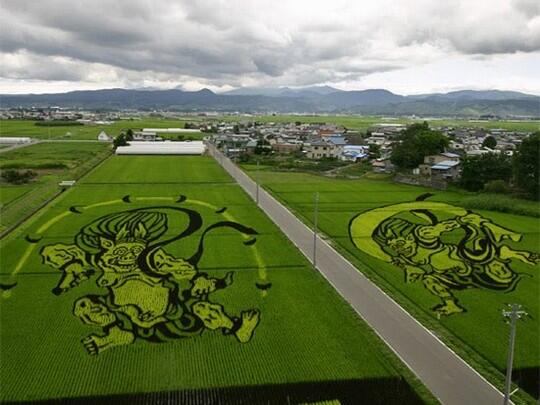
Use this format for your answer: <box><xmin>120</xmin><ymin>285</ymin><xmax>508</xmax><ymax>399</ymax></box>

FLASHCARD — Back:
<box><xmin>249</xmin><ymin>169</ymin><xmax>540</xmax><ymax>402</ymax></box>
<box><xmin>221</xmin><ymin>115</ymin><xmax>540</xmax><ymax>133</ymax></box>
<box><xmin>0</xmin><ymin>142</ymin><xmax>111</xmax><ymax>234</ymax></box>
<box><xmin>0</xmin><ymin>156</ymin><xmax>431</xmax><ymax>403</ymax></box>
<box><xmin>0</xmin><ymin>119</ymin><xmax>204</xmax><ymax>141</ymax></box>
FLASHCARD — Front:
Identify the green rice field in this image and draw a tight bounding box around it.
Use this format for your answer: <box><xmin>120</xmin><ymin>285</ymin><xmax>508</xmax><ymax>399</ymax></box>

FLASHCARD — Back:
<box><xmin>0</xmin><ymin>119</ymin><xmax>205</xmax><ymax>141</ymax></box>
<box><xmin>0</xmin><ymin>156</ymin><xmax>433</xmax><ymax>403</ymax></box>
<box><xmin>0</xmin><ymin>142</ymin><xmax>111</xmax><ymax>234</ymax></box>
<box><xmin>222</xmin><ymin>115</ymin><xmax>540</xmax><ymax>133</ymax></box>
<box><xmin>244</xmin><ymin>166</ymin><xmax>540</xmax><ymax>402</ymax></box>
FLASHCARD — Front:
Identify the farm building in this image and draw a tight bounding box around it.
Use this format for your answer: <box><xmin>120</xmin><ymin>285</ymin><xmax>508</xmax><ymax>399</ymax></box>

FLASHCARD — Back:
<box><xmin>115</xmin><ymin>141</ymin><xmax>206</xmax><ymax>155</ymax></box>
<box><xmin>97</xmin><ymin>130</ymin><xmax>111</xmax><ymax>142</ymax></box>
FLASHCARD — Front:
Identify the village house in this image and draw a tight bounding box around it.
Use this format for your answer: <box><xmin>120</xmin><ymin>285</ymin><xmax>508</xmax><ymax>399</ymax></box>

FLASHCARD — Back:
<box><xmin>272</xmin><ymin>142</ymin><xmax>301</xmax><ymax>154</ymax></box>
<box><xmin>341</xmin><ymin>145</ymin><xmax>369</xmax><ymax>162</ymax></box>
<box><xmin>418</xmin><ymin>152</ymin><xmax>461</xmax><ymax>181</ymax></box>
<box><xmin>418</xmin><ymin>152</ymin><xmax>460</xmax><ymax>175</ymax></box>
<box><xmin>371</xmin><ymin>158</ymin><xmax>394</xmax><ymax>173</ymax></box>
<box><xmin>305</xmin><ymin>139</ymin><xmax>342</xmax><ymax>159</ymax></box>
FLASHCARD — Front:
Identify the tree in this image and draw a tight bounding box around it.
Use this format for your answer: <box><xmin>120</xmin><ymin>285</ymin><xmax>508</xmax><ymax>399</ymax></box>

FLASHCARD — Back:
<box><xmin>483</xmin><ymin>180</ymin><xmax>508</xmax><ymax>194</ymax></box>
<box><xmin>390</xmin><ymin>122</ymin><xmax>449</xmax><ymax>169</ymax></box>
<box><xmin>460</xmin><ymin>153</ymin><xmax>512</xmax><ymax>192</ymax></box>
<box><xmin>113</xmin><ymin>134</ymin><xmax>128</xmax><ymax>148</ymax></box>
<box><xmin>368</xmin><ymin>144</ymin><xmax>381</xmax><ymax>159</ymax></box>
<box><xmin>125</xmin><ymin>128</ymin><xmax>134</xmax><ymax>141</ymax></box>
<box><xmin>254</xmin><ymin>139</ymin><xmax>271</xmax><ymax>155</ymax></box>
<box><xmin>513</xmin><ymin>132</ymin><xmax>540</xmax><ymax>199</ymax></box>
<box><xmin>233</xmin><ymin>124</ymin><xmax>240</xmax><ymax>134</ymax></box>
<box><xmin>482</xmin><ymin>136</ymin><xmax>497</xmax><ymax>149</ymax></box>
<box><xmin>1</xmin><ymin>169</ymin><xmax>37</xmax><ymax>184</ymax></box>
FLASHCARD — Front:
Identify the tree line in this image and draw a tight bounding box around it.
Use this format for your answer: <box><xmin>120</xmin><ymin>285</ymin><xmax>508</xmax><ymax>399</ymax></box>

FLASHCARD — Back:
<box><xmin>390</xmin><ymin>123</ymin><xmax>539</xmax><ymax>200</ymax></box>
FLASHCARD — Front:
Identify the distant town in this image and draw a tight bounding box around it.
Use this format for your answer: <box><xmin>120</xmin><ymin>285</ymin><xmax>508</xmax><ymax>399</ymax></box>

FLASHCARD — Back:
<box><xmin>1</xmin><ymin>106</ymin><xmax>536</xmax><ymax>193</ymax></box>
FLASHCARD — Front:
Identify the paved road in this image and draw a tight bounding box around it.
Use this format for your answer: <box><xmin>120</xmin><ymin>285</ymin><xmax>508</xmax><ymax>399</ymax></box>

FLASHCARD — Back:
<box><xmin>208</xmin><ymin>145</ymin><xmax>506</xmax><ymax>405</ymax></box>
<box><xmin>0</xmin><ymin>141</ymin><xmax>39</xmax><ymax>154</ymax></box>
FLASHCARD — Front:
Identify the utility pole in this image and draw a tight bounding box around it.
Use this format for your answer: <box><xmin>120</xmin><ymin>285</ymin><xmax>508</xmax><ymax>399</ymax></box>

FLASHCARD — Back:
<box><xmin>313</xmin><ymin>192</ymin><xmax>319</xmax><ymax>267</ymax></box>
<box><xmin>256</xmin><ymin>159</ymin><xmax>260</xmax><ymax>204</ymax></box>
<box><xmin>502</xmin><ymin>303</ymin><xmax>527</xmax><ymax>405</ymax></box>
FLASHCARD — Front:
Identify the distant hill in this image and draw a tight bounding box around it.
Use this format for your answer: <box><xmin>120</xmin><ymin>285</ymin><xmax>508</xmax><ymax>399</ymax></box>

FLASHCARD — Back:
<box><xmin>409</xmin><ymin>90</ymin><xmax>537</xmax><ymax>101</ymax></box>
<box><xmin>1</xmin><ymin>87</ymin><xmax>538</xmax><ymax>117</ymax></box>
<box><xmin>223</xmin><ymin>85</ymin><xmax>340</xmax><ymax>97</ymax></box>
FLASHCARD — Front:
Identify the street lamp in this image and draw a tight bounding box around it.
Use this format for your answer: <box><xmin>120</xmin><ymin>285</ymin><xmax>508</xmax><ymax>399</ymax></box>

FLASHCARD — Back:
<box><xmin>256</xmin><ymin>159</ymin><xmax>260</xmax><ymax>204</ymax></box>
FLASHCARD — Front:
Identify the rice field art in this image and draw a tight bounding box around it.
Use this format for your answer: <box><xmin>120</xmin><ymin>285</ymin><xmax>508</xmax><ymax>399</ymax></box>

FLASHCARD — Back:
<box><xmin>36</xmin><ymin>202</ymin><xmax>262</xmax><ymax>355</ymax></box>
<box><xmin>1</xmin><ymin>156</ymin><xmax>429</xmax><ymax>403</ymax></box>
<box><xmin>349</xmin><ymin>194</ymin><xmax>539</xmax><ymax>317</ymax></box>
<box><xmin>251</xmin><ymin>169</ymin><xmax>539</xmax><ymax>401</ymax></box>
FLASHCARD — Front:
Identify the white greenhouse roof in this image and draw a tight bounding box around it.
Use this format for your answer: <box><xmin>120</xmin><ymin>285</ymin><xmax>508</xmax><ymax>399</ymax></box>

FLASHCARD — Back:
<box><xmin>0</xmin><ymin>137</ymin><xmax>33</xmax><ymax>144</ymax></box>
<box><xmin>115</xmin><ymin>141</ymin><xmax>206</xmax><ymax>155</ymax></box>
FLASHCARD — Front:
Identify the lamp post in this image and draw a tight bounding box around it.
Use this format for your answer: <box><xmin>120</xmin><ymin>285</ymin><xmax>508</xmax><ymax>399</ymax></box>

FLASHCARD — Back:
<box><xmin>256</xmin><ymin>159</ymin><xmax>260</xmax><ymax>204</ymax></box>
<box><xmin>502</xmin><ymin>303</ymin><xmax>527</xmax><ymax>405</ymax></box>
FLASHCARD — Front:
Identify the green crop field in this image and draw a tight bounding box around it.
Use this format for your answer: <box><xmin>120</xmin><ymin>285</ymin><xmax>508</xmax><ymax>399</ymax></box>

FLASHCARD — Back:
<box><xmin>0</xmin><ymin>142</ymin><xmax>111</xmax><ymax>234</ymax></box>
<box><xmin>222</xmin><ymin>115</ymin><xmax>540</xmax><ymax>133</ymax></box>
<box><xmin>0</xmin><ymin>119</ymin><xmax>205</xmax><ymax>141</ymax></box>
<box><xmin>0</xmin><ymin>185</ymin><xmax>33</xmax><ymax>206</ymax></box>
<box><xmin>244</xmin><ymin>167</ymin><xmax>540</xmax><ymax>402</ymax></box>
<box><xmin>0</xmin><ymin>155</ymin><xmax>433</xmax><ymax>403</ymax></box>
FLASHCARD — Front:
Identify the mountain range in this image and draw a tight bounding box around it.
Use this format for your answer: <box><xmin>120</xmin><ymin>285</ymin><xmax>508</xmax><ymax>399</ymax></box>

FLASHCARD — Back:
<box><xmin>1</xmin><ymin>87</ymin><xmax>538</xmax><ymax>117</ymax></box>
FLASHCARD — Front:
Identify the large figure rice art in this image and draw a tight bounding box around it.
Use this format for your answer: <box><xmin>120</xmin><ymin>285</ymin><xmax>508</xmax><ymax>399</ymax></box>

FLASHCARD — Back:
<box><xmin>349</xmin><ymin>195</ymin><xmax>539</xmax><ymax>316</ymax></box>
<box><xmin>40</xmin><ymin>206</ymin><xmax>261</xmax><ymax>355</ymax></box>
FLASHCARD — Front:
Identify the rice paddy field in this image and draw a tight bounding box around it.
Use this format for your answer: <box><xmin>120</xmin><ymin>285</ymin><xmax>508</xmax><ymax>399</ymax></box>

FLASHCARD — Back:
<box><xmin>0</xmin><ymin>156</ymin><xmax>433</xmax><ymax>403</ymax></box>
<box><xmin>222</xmin><ymin>115</ymin><xmax>540</xmax><ymax>133</ymax></box>
<box><xmin>243</xmin><ymin>166</ymin><xmax>540</xmax><ymax>402</ymax></box>
<box><xmin>0</xmin><ymin>142</ymin><xmax>111</xmax><ymax>234</ymax></box>
<box><xmin>0</xmin><ymin>118</ymin><xmax>205</xmax><ymax>141</ymax></box>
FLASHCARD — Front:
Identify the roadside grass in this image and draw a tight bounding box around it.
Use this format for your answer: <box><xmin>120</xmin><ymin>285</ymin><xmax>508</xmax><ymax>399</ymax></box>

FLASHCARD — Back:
<box><xmin>0</xmin><ymin>155</ymin><xmax>435</xmax><ymax>403</ymax></box>
<box><xmin>243</xmin><ymin>166</ymin><xmax>539</xmax><ymax>403</ymax></box>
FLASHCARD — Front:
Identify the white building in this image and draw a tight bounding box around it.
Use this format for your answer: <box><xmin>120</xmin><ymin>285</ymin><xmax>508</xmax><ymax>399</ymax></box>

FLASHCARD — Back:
<box><xmin>97</xmin><ymin>131</ymin><xmax>112</xmax><ymax>142</ymax></box>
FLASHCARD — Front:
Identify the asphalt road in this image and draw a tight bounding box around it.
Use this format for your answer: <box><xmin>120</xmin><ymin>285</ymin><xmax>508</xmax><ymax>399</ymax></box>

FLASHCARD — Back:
<box><xmin>0</xmin><ymin>141</ymin><xmax>39</xmax><ymax>154</ymax></box>
<box><xmin>208</xmin><ymin>145</ymin><xmax>507</xmax><ymax>405</ymax></box>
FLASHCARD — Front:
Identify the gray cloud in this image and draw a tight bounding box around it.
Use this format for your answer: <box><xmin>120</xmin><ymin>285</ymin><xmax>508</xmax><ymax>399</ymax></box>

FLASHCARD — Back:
<box><xmin>0</xmin><ymin>0</ymin><xmax>539</xmax><ymax>90</ymax></box>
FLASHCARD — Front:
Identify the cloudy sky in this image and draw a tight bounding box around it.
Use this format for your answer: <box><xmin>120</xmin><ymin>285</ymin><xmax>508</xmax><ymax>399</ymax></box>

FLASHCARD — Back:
<box><xmin>1</xmin><ymin>0</ymin><xmax>539</xmax><ymax>95</ymax></box>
